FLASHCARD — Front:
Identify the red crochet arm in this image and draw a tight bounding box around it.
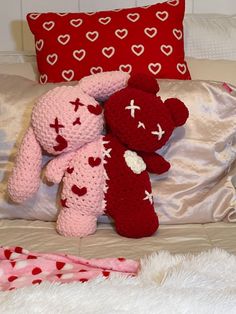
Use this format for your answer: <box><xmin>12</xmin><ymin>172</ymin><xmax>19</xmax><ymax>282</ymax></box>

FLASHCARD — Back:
<box><xmin>138</xmin><ymin>152</ymin><xmax>170</xmax><ymax>174</ymax></box>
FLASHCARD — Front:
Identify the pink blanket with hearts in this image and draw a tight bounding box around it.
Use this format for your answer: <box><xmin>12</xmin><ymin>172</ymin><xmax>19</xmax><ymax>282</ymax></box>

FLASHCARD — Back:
<box><xmin>0</xmin><ymin>246</ymin><xmax>139</xmax><ymax>291</ymax></box>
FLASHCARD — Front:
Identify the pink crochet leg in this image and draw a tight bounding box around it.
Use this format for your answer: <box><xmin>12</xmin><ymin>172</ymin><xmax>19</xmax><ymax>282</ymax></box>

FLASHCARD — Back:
<box><xmin>57</xmin><ymin>209</ymin><xmax>97</xmax><ymax>237</ymax></box>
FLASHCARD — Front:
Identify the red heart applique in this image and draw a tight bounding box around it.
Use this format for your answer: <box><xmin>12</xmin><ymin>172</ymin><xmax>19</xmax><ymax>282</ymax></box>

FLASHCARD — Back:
<box><xmin>53</xmin><ymin>135</ymin><xmax>68</xmax><ymax>152</ymax></box>
<box><xmin>32</xmin><ymin>267</ymin><xmax>42</xmax><ymax>275</ymax></box>
<box><xmin>67</xmin><ymin>167</ymin><xmax>74</xmax><ymax>174</ymax></box>
<box><xmin>56</xmin><ymin>262</ymin><xmax>65</xmax><ymax>270</ymax></box>
<box><xmin>88</xmin><ymin>157</ymin><xmax>101</xmax><ymax>167</ymax></box>
<box><xmin>118</xmin><ymin>257</ymin><xmax>126</xmax><ymax>262</ymax></box>
<box><xmin>71</xmin><ymin>185</ymin><xmax>87</xmax><ymax>196</ymax></box>
<box><xmin>87</xmin><ymin>104</ymin><xmax>102</xmax><ymax>115</ymax></box>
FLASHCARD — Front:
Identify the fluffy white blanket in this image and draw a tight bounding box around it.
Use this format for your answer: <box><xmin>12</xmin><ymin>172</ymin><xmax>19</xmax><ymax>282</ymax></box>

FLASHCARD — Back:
<box><xmin>1</xmin><ymin>248</ymin><xmax>236</xmax><ymax>314</ymax></box>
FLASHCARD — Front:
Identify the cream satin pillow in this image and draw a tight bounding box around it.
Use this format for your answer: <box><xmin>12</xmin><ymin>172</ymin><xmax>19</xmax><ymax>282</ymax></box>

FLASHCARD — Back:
<box><xmin>153</xmin><ymin>79</ymin><xmax>236</xmax><ymax>224</ymax></box>
<box><xmin>0</xmin><ymin>63</ymin><xmax>37</xmax><ymax>81</ymax></box>
<box><xmin>0</xmin><ymin>74</ymin><xmax>235</xmax><ymax>224</ymax></box>
<box><xmin>187</xmin><ymin>58</ymin><xmax>236</xmax><ymax>86</ymax></box>
<box><xmin>184</xmin><ymin>14</ymin><xmax>236</xmax><ymax>60</ymax></box>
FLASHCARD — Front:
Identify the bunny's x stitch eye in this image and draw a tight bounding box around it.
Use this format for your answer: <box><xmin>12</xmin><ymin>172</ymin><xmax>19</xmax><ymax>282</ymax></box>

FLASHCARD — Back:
<box><xmin>69</xmin><ymin>98</ymin><xmax>84</xmax><ymax>112</ymax></box>
<box><xmin>49</xmin><ymin>118</ymin><xmax>64</xmax><ymax>134</ymax></box>
<box><xmin>125</xmin><ymin>99</ymin><xmax>140</xmax><ymax>118</ymax></box>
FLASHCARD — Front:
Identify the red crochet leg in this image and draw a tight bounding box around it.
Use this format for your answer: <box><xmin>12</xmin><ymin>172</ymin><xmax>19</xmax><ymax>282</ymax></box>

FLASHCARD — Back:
<box><xmin>113</xmin><ymin>200</ymin><xmax>159</xmax><ymax>238</ymax></box>
<box><xmin>103</xmin><ymin>135</ymin><xmax>159</xmax><ymax>238</ymax></box>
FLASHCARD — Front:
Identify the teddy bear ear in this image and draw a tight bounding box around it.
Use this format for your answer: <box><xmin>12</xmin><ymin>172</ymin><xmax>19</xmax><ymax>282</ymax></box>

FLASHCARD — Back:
<box><xmin>128</xmin><ymin>73</ymin><xmax>159</xmax><ymax>94</ymax></box>
<box><xmin>164</xmin><ymin>98</ymin><xmax>189</xmax><ymax>127</ymax></box>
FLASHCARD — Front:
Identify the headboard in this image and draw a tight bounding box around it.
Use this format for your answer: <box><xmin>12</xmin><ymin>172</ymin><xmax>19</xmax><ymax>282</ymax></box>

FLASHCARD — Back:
<box><xmin>1</xmin><ymin>0</ymin><xmax>236</xmax><ymax>52</ymax></box>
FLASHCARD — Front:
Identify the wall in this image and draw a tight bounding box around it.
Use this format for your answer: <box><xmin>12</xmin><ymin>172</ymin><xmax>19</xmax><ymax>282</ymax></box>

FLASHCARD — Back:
<box><xmin>0</xmin><ymin>0</ymin><xmax>236</xmax><ymax>52</ymax></box>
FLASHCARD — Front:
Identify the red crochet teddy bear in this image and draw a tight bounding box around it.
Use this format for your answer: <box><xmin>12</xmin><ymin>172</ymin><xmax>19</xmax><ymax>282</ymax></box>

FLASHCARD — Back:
<box><xmin>102</xmin><ymin>73</ymin><xmax>189</xmax><ymax>238</ymax></box>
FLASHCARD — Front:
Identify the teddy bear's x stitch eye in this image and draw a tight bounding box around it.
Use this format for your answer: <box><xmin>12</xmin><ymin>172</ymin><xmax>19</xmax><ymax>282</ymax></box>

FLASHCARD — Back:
<box><xmin>151</xmin><ymin>123</ymin><xmax>165</xmax><ymax>140</ymax></box>
<box><xmin>137</xmin><ymin>121</ymin><xmax>145</xmax><ymax>129</ymax></box>
<box><xmin>125</xmin><ymin>99</ymin><xmax>140</xmax><ymax>118</ymax></box>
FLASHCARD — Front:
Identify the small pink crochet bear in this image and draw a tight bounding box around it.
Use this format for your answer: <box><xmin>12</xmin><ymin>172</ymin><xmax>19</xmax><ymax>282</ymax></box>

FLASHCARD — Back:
<box><xmin>8</xmin><ymin>71</ymin><xmax>188</xmax><ymax>238</ymax></box>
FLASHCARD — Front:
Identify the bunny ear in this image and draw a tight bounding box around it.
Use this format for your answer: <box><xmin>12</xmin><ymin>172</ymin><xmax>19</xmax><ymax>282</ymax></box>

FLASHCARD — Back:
<box><xmin>8</xmin><ymin>126</ymin><xmax>42</xmax><ymax>203</ymax></box>
<box><xmin>78</xmin><ymin>71</ymin><xmax>130</xmax><ymax>102</ymax></box>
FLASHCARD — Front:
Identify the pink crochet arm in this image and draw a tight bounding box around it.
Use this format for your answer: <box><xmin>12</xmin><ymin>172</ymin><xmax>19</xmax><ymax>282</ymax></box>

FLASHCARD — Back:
<box><xmin>78</xmin><ymin>71</ymin><xmax>130</xmax><ymax>102</ymax></box>
<box><xmin>45</xmin><ymin>151</ymin><xmax>77</xmax><ymax>184</ymax></box>
<box><xmin>8</xmin><ymin>126</ymin><xmax>42</xmax><ymax>203</ymax></box>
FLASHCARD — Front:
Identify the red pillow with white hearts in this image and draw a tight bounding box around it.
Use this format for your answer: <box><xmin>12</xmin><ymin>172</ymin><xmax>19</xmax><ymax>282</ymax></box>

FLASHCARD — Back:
<box><xmin>27</xmin><ymin>0</ymin><xmax>191</xmax><ymax>84</ymax></box>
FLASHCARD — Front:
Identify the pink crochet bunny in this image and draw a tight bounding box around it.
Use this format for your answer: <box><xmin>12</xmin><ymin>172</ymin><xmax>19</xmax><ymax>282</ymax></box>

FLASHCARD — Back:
<box><xmin>8</xmin><ymin>71</ymin><xmax>129</xmax><ymax>237</ymax></box>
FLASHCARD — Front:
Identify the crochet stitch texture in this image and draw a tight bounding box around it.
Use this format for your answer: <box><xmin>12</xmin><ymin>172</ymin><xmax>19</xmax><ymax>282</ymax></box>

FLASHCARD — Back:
<box><xmin>8</xmin><ymin>71</ymin><xmax>188</xmax><ymax>238</ymax></box>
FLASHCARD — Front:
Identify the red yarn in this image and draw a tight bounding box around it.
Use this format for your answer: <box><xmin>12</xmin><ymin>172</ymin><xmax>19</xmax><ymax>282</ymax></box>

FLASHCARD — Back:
<box><xmin>164</xmin><ymin>98</ymin><xmax>189</xmax><ymax>127</ymax></box>
<box><xmin>128</xmin><ymin>73</ymin><xmax>159</xmax><ymax>94</ymax></box>
<box><xmin>103</xmin><ymin>74</ymin><xmax>189</xmax><ymax>238</ymax></box>
<box><xmin>103</xmin><ymin>135</ymin><xmax>159</xmax><ymax>238</ymax></box>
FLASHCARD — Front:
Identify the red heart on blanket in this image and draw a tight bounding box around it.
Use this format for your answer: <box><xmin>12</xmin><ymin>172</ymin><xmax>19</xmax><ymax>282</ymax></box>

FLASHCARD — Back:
<box><xmin>56</xmin><ymin>274</ymin><xmax>62</xmax><ymax>278</ymax></box>
<box><xmin>4</xmin><ymin>249</ymin><xmax>11</xmax><ymax>259</ymax></box>
<box><xmin>27</xmin><ymin>255</ymin><xmax>37</xmax><ymax>259</ymax></box>
<box><xmin>56</xmin><ymin>262</ymin><xmax>65</xmax><ymax>270</ymax></box>
<box><xmin>102</xmin><ymin>271</ymin><xmax>110</xmax><ymax>277</ymax></box>
<box><xmin>15</xmin><ymin>247</ymin><xmax>23</xmax><ymax>254</ymax></box>
<box><xmin>79</xmin><ymin>269</ymin><xmax>87</xmax><ymax>272</ymax></box>
<box><xmin>87</xmin><ymin>104</ymin><xmax>103</xmax><ymax>115</ymax></box>
<box><xmin>118</xmin><ymin>257</ymin><xmax>126</xmax><ymax>262</ymax></box>
<box><xmin>32</xmin><ymin>267</ymin><xmax>42</xmax><ymax>275</ymax></box>
<box><xmin>32</xmin><ymin>279</ymin><xmax>42</xmax><ymax>285</ymax></box>
<box><xmin>71</xmin><ymin>185</ymin><xmax>87</xmax><ymax>196</ymax></box>
<box><xmin>88</xmin><ymin>157</ymin><xmax>101</xmax><ymax>167</ymax></box>
<box><xmin>10</xmin><ymin>261</ymin><xmax>16</xmax><ymax>268</ymax></box>
<box><xmin>8</xmin><ymin>276</ymin><xmax>18</xmax><ymax>282</ymax></box>
<box><xmin>79</xmin><ymin>278</ymin><xmax>88</xmax><ymax>283</ymax></box>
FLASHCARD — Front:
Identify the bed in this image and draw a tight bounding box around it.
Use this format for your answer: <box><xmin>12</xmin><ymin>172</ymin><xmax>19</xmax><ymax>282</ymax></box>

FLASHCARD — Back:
<box><xmin>0</xmin><ymin>0</ymin><xmax>236</xmax><ymax>312</ymax></box>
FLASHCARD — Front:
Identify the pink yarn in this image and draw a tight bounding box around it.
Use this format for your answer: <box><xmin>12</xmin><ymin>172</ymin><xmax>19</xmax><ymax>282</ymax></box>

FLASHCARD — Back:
<box><xmin>8</xmin><ymin>71</ymin><xmax>129</xmax><ymax>237</ymax></box>
<box><xmin>55</xmin><ymin>137</ymin><xmax>106</xmax><ymax>237</ymax></box>
<box><xmin>8</xmin><ymin>127</ymin><xmax>41</xmax><ymax>203</ymax></box>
